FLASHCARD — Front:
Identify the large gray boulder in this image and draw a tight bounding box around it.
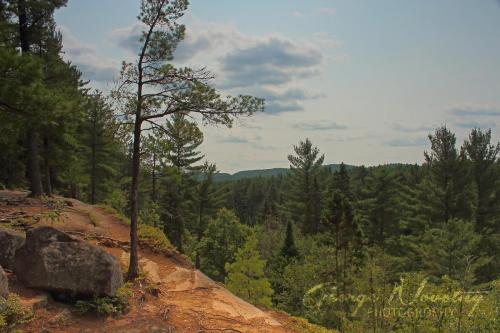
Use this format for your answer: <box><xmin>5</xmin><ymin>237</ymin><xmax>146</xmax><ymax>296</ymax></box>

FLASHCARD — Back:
<box><xmin>14</xmin><ymin>227</ymin><xmax>123</xmax><ymax>297</ymax></box>
<box><xmin>0</xmin><ymin>227</ymin><xmax>25</xmax><ymax>270</ymax></box>
<box><xmin>0</xmin><ymin>265</ymin><xmax>8</xmax><ymax>299</ymax></box>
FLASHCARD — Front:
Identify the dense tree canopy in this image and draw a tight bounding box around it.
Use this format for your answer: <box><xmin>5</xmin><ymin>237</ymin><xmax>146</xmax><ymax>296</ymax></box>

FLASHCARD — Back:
<box><xmin>0</xmin><ymin>1</ymin><xmax>499</xmax><ymax>332</ymax></box>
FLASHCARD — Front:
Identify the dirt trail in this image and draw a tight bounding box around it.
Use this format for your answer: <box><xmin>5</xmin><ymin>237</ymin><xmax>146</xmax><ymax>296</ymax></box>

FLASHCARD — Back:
<box><xmin>0</xmin><ymin>191</ymin><xmax>296</xmax><ymax>333</ymax></box>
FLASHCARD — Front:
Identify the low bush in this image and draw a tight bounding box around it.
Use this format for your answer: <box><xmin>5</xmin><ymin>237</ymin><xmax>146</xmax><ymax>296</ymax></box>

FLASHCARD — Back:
<box><xmin>0</xmin><ymin>294</ymin><xmax>33</xmax><ymax>329</ymax></box>
<box><xmin>96</xmin><ymin>204</ymin><xmax>175</xmax><ymax>254</ymax></box>
<box><xmin>137</xmin><ymin>224</ymin><xmax>175</xmax><ymax>253</ymax></box>
<box><xmin>75</xmin><ymin>283</ymin><xmax>133</xmax><ymax>316</ymax></box>
<box><xmin>288</xmin><ymin>316</ymin><xmax>339</xmax><ymax>333</ymax></box>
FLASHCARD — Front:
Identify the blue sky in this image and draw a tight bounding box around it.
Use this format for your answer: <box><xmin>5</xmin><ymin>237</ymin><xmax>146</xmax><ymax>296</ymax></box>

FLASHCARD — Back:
<box><xmin>55</xmin><ymin>0</ymin><xmax>500</xmax><ymax>173</ymax></box>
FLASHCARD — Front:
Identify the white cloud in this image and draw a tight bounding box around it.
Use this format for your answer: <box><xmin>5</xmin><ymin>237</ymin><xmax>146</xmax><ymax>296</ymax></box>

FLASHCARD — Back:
<box><xmin>219</xmin><ymin>37</ymin><xmax>323</xmax><ymax>89</ymax></box>
<box><xmin>392</xmin><ymin>123</ymin><xmax>434</xmax><ymax>133</ymax></box>
<box><xmin>111</xmin><ymin>22</ymin><xmax>147</xmax><ymax>56</ymax></box>
<box><xmin>311</xmin><ymin>32</ymin><xmax>341</xmax><ymax>49</ymax></box>
<box><xmin>59</xmin><ymin>26</ymin><xmax>119</xmax><ymax>82</ymax></box>
<box><xmin>385</xmin><ymin>137</ymin><xmax>428</xmax><ymax>147</ymax></box>
<box><xmin>109</xmin><ymin>19</ymin><xmax>337</xmax><ymax>114</ymax></box>
<box><xmin>449</xmin><ymin>106</ymin><xmax>500</xmax><ymax>117</ymax></box>
<box><xmin>294</xmin><ymin>121</ymin><xmax>347</xmax><ymax>131</ymax></box>
<box><xmin>318</xmin><ymin>7</ymin><xmax>336</xmax><ymax>15</ymax></box>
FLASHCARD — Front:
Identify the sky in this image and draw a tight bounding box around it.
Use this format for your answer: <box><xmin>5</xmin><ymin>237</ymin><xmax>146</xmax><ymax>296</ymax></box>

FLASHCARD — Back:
<box><xmin>55</xmin><ymin>0</ymin><xmax>500</xmax><ymax>173</ymax></box>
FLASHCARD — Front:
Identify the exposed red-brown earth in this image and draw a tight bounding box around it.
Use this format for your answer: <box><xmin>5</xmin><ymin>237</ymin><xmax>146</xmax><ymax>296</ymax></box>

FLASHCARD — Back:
<box><xmin>0</xmin><ymin>190</ymin><xmax>300</xmax><ymax>333</ymax></box>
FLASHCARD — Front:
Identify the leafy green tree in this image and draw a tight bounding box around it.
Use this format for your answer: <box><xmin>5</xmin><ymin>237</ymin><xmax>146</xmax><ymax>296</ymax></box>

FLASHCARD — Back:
<box><xmin>1</xmin><ymin>1</ymin><xmax>88</xmax><ymax>199</ymax></box>
<box><xmin>36</xmin><ymin>27</ymin><xmax>86</xmax><ymax>196</ymax></box>
<box><xmin>142</xmin><ymin>128</ymin><xmax>169</xmax><ymax>204</ymax></box>
<box><xmin>112</xmin><ymin>0</ymin><xmax>263</xmax><ymax>279</ymax></box>
<box><xmin>357</xmin><ymin>167</ymin><xmax>404</xmax><ymax>249</ymax></box>
<box><xmin>164</xmin><ymin>113</ymin><xmax>204</xmax><ymax>172</ymax></box>
<box><xmin>191</xmin><ymin>162</ymin><xmax>227</xmax><ymax>267</ymax></box>
<box><xmin>157</xmin><ymin>113</ymin><xmax>206</xmax><ymax>252</ymax></box>
<box><xmin>197</xmin><ymin>208</ymin><xmax>251</xmax><ymax>281</ymax></box>
<box><xmin>229</xmin><ymin>177</ymin><xmax>270</xmax><ymax>225</ymax></box>
<box><xmin>324</xmin><ymin>175</ymin><xmax>362</xmax><ymax>314</ymax></box>
<box><xmin>257</xmin><ymin>178</ymin><xmax>282</xmax><ymax>224</ymax></box>
<box><xmin>0</xmin><ymin>49</ymin><xmax>27</xmax><ymax>187</ymax></box>
<box><xmin>422</xmin><ymin>126</ymin><xmax>475</xmax><ymax>224</ymax></box>
<box><xmin>225</xmin><ymin>233</ymin><xmax>273</xmax><ymax>307</ymax></box>
<box><xmin>1</xmin><ymin>0</ymin><xmax>69</xmax><ymax>197</ymax></box>
<box><xmin>276</xmin><ymin>241</ymin><xmax>335</xmax><ymax>315</ymax></box>
<box><xmin>461</xmin><ymin>128</ymin><xmax>500</xmax><ymax>282</ymax></box>
<box><xmin>462</xmin><ymin>128</ymin><xmax>500</xmax><ymax>231</ymax></box>
<box><xmin>418</xmin><ymin>218</ymin><xmax>484</xmax><ymax>282</ymax></box>
<box><xmin>332</xmin><ymin>162</ymin><xmax>351</xmax><ymax>199</ymax></box>
<box><xmin>324</xmin><ymin>190</ymin><xmax>344</xmax><ymax>294</ymax></box>
<box><xmin>80</xmin><ymin>92</ymin><xmax>124</xmax><ymax>204</ymax></box>
<box><xmin>266</xmin><ymin>218</ymin><xmax>300</xmax><ymax>306</ymax></box>
<box><xmin>281</xmin><ymin>220</ymin><xmax>299</xmax><ymax>258</ymax></box>
<box><xmin>159</xmin><ymin>166</ymin><xmax>185</xmax><ymax>251</ymax></box>
<box><xmin>287</xmin><ymin>138</ymin><xmax>325</xmax><ymax>234</ymax></box>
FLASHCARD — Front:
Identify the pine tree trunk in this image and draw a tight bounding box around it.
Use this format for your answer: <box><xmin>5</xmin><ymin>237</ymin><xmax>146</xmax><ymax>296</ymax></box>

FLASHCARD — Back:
<box><xmin>19</xmin><ymin>0</ymin><xmax>43</xmax><ymax>197</ymax></box>
<box><xmin>335</xmin><ymin>223</ymin><xmax>340</xmax><ymax>299</ymax></box>
<box><xmin>195</xmin><ymin>206</ymin><xmax>203</xmax><ymax>268</ymax></box>
<box><xmin>152</xmin><ymin>150</ymin><xmax>157</xmax><ymax>205</ymax></box>
<box><xmin>90</xmin><ymin>115</ymin><xmax>97</xmax><ymax>204</ymax></box>
<box><xmin>27</xmin><ymin>129</ymin><xmax>43</xmax><ymax>197</ymax></box>
<box><xmin>343</xmin><ymin>244</ymin><xmax>348</xmax><ymax>313</ymax></box>
<box><xmin>43</xmin><ymin>137</ymin><xmax>52</xmax><ymax>196</ymax></box>
<box><xmin>18</xmin><ymin>0</ymin><xmax>30</xmax><ymax>53</ymax></box>
<box><xmin>128</xmin><ymin>117</ymin><xmax>142</xmax><ymax>280</ymax></box>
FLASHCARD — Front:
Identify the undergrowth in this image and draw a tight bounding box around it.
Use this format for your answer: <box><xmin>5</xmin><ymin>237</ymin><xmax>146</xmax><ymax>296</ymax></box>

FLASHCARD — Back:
<box><xmin>96</xmin><ymin>204</ymin><xmax>175</xmax><ymax>253</ymax></box>
<box><xmin>75</xmin><ymin>283</ymin><xmax>133</xmax><ymax>316</ymax></box>
<box><xmin>287</xmin><ymin>316</ymin><xmax>340</xmax><ymax>333</ymax></box>
<box><xmin>137</xmin><ymin>224</ymin><xmax>175</xmax><ymax>253</ymax></box>
<box><xmin>40</xmin><ymin>196</ymin><xmax>68</xmax><ymax>224</ymax></box>
<box><xmin>0</xmin><ymin>294</ymin><xmax>33</xmax><ymax>330</ymax></box>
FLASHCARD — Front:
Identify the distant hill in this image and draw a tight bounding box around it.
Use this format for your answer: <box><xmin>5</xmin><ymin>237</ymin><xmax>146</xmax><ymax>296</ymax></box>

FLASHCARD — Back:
<box><xmin>213</xmin><ymin>164</ymin><xmax>354</xmax><ymax>182</ymax></box>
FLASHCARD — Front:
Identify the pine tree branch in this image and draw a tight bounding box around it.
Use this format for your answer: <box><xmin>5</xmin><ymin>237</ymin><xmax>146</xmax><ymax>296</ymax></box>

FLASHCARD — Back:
<box><xmin>0</xmin><ymin>101</ymin><xmax>26</xmax><ymax>116</ymax></box>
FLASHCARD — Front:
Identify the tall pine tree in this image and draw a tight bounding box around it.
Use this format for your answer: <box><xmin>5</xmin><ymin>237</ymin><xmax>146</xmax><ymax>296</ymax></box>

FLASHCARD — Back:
<box><xmin>113</xmin><ymin>0</ymin><xmax>263</xmax><ymax>279</ymax></box>
<box><xmin>287</xmin><ymin>138</ymin><xmax>325</xmax><ymax>234</ymax></box>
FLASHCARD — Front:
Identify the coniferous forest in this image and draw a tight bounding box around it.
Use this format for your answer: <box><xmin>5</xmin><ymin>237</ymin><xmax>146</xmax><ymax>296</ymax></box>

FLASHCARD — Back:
<box><xmin>1</xmin><ymin>1</ymin><xmax>499</xmax><ymax>332</ymax></box>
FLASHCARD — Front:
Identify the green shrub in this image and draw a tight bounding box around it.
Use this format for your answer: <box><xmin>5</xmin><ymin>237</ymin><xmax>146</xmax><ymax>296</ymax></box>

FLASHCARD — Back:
<box><xmin>288</xmin><ymin>316</ymin><xmax>339</xmax><ymax>333</ymax></box>
<box><xmin>40</xmin><ymin>196</ymin><xmax>68</xmax><ymax>224</ymax></box>
<box><xmin>102</xmin><ymin>188</ymin><xmax>128</xmax><ymax>214</ymax></box>
<box><xmin>138</xmin><ymin>201</ymin><xmax>161</xmax><ymax>227</ymax></box>
<box><xmin>96</xmin><ymin>204</ymin><xmax>175</xmax><ymax>254</ymax></box>
<box><xmin>137</xmin><ymin>224</ymin><xmax>175</xmax><ymax>253</ymax></box>
<box><xmin>75</xmin><ymin>283</ymin><xmax>133</xmax><ymax>316</ymax></box>
<box><xmin>0</xmin><ymin>315</ymin><xmax>5</xmax><ymax>330</ymax></box>
<box><xmin>0</xmin><ymin>294</ymin><xmax>33</xmax><ymax>328</ymax></box>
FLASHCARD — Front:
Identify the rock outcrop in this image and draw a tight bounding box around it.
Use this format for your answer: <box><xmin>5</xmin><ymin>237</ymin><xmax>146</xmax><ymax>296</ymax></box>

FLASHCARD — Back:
<box><xmin>14</xmin><ymin>227</ymin><xmax>123</xmax><ymax>297</ymax></box>
<box><xmin>0</xmin><ymin>265</ymin><xmax>8</xmax><ymax>298</ymax></box>
<box><xmin>0</xmin><ymin>227</ymin><xmax>25</xmax><ymax>270</ymax></box>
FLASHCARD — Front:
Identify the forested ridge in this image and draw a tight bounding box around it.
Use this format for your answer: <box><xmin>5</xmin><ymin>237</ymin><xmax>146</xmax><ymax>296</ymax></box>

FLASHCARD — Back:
<box><xmin>204</xmin><ymin>163</ymin><xmax>352</xmax><ymax>182</ymax></box>
<box><xmin>1</xmin><ymin>1</ymin><xmax>499</xmax><ymax>332</ymax></box>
